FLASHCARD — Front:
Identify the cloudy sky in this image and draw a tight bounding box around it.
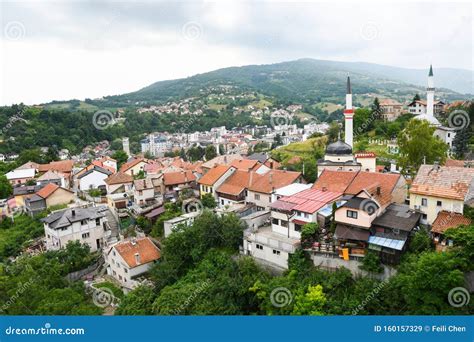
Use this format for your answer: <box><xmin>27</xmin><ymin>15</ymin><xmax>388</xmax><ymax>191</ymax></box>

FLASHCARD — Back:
<box><xmin>0</xmin><ymin>0</ymin><xmax>472</xmax><ymax>105</ymax></box>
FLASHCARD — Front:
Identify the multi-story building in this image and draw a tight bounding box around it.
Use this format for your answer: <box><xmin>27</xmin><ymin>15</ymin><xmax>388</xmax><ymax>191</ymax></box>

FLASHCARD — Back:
<box><xmin>42</xmin><ymin>206</ymin><xmax>110</xmax><ymax>252</ymax></box>
<box><xmin>409</xmin><ymin>164</ymin><xmax>474</xmax><ymax>225</ymax></box>
<box><xmin>104</xmin><ymin>237</ymin><xmax>161</xmax><ymax>290</ymax></box>
<box><xmin>379</xmin><ymin>99</ymin><xmax>403</xmax><ymax>121</ymax></box>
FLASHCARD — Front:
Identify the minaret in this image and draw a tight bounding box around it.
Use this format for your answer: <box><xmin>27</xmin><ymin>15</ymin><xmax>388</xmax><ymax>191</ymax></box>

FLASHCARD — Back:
<box><xmin>344</xmin><ymin>75</ymin><xmax>354</xmax><ymax>148</ymax></box>
<box><xmin>426</xmin><ymin>64</ymin><xmax>435</xmax><ymax>117</ymax></box>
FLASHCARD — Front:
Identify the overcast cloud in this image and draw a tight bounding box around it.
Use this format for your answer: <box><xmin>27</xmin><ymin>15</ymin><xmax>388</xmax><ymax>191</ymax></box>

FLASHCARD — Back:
<box><xmin>0</xmin><ymin>0</ymin><xmax>472</xmax><ymax>105</ymax></box>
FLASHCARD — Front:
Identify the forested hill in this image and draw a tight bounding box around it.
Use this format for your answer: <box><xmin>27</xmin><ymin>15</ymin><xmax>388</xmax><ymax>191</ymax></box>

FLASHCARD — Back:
<box><xmin>98</xmin><ymin>59</ymin><xmax>472</xmax><ymax>107</ymax></box>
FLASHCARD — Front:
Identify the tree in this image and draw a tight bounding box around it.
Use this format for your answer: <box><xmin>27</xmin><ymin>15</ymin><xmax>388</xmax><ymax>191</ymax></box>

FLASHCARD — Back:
<box><xmin>0</xmin><ymin>174</ymin><xmax>12</xmax><ymax>199</ymax></box>
<box><xmin>409</xmin><ymin>229</ymin><xmax>433</xmax><ymax>253</ymax></box>
<box><xmin>201</xmin><ymin>193</ymin><xmax>217</xmax><ymax>209</ymax></box>
<box><xmin>326</xmin><ymin>121</ymin><xmax>341</xmax><ymax>143</ymax></box>
<box><xmin>359</xmin><ymin>251</ymin><xmax>383</xmax><ymax>273</ymax></box>
<box><xmin>204</xmin><ymin>145</ymin><xmax>217</xmax><ymax>161</ymax></box>
<box><xmin>397</xmin><ymin>119</ymin><xmax>448</xmax><ymax>178</ymax></box>
<box><xmin>116</xmin><ymin>286</ymin><xmax>155</xmax><ymax>315</ymax></box>
<box><xmin>112</xmin><ymin>150</ymin><xmax>128</xmax><ymax>167</ymax></box>
<box><xmin>452</xmin><ymin>127</ymin><xmax>471</xmax><ymax>158</ymax></box>
<box><xmin>292</xmin><ymin>284</ymin><xmax>326</xmax><ymax>315</ymax></box>
<box><xmin>301</xmin><ymin>222</ymin><xmax>319</xmax><ymax>247</ymax></box>
<box><xmin>413</xmin><ymin>94</ymin><xmax>421</xmax><ymax>101</ymax></box>
<box><xmin>371</xmin><ymin>98</ymin><xmax>382</xmax><ymax>120</ymax></box>
<box><xmin>444</xmin><ymin>224</ymin><xmax>474</xmax><ymax>263</ymax></box>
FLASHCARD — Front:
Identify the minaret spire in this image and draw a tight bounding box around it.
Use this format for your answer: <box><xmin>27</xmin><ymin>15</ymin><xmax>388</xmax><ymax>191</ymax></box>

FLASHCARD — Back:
<box><xmin>427</xmin><ymin>64</ymin><xmax>435</xmax><ymax>117</ymax></box>
<box><xmin>344</xmin><ymin>74</ymin><xmax>354</xmax><ymax>148</ymax></box>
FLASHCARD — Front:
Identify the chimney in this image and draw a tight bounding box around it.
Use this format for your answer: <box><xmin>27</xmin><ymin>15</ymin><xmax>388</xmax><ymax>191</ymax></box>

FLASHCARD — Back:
<box><xmin>134</xmin><ymin>252</ymin><xmax>141</xmax><ymax>264</ymax></box>
<box><xmin>322</xmin><ymin>186</ymin><xmax>327</xmax><ymax>192</ymax></box>
<box><xmin>376</xmin><ymin>186</ymin><xmax>381</xmax><ymax>195</ymax></box>
<box><xmin>71</xmin><ymin>209</ymin><xmax>75</xmax><ymax>216</ymax></box>
<box><xmin>131</xmin><ymin>237</ymin><xmax>137</xmax><ymax>245</ymax></box>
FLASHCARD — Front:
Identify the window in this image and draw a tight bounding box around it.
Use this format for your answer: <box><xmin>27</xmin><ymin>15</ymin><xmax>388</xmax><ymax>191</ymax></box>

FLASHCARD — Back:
<box><xmin>273</xmin><ymin>249</ymin><xmax>281</xmax><ymax>255</ymax></box>
<box><xmin>280</xmin><ymin>220</ymin><xmax>288</xmax><ymax>228</ymax></box>
<box><xmin>81</xmin><ymin>220</ymin><xmax>88</xmax><ymax>225</ymax></box>
<box><xmin>254</xmin><ymin>194</ymin><xmax>260</xmax><ymax>200</ymax></box>
<box><xmin>81</xmin><ymin>232</ymin><xmax>90</xmax><ymax>239</ymax></box>
<box><xmin>221</xmin><ymin>199</ymin><xmax>224</xmax><ymax>205</ymax></box>
<box><xmin>422</xmin><ymin>214</ymin><xmax>427</xmax><ymax>220</ymax></box>
<box><xmin>256</xmin><ymin>244</ymin><xmax>263</xmax><ymax>250</ymax></box>
<box><xmin>124</xmin><ymin>269</ymin><xmax>128</xmax><ymax>273</ymax></box>
<box><xmin>437</xmin><ymin>200</ymin><xmax>442</xmax><ymax>207</ymax></box>
<box><xmin>304</xmin><ymin>213</ymin><xmax>310</xmax><ymax>219</ymax></box>
<box><xmin>347</xmin><ymin>210</ymin><xmax>358</xmax><ymax>219</ymax></box>
<box><xmin>272</xmin><ymin>218</ymin><xmax>279</xmax><ymax>225</ymax></box>
<box><xmin>95</xmin><ymin>218</ymin><xmax>100</xmax><ymax>226</ymax></box>
<box><xmin>421</xmin><ymin>198</ymin><xmax>428</xmax><ymax>206</ymax></box>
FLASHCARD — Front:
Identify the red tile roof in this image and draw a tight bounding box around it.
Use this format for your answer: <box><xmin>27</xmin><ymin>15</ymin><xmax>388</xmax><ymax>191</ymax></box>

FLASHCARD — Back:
<box><xmin>313</xmin><ymin>170</ymin><xmax>358</xmax><ymax>193</ymax></box>
<box><xmin>230</xmin><ymin>159</ymin><xmax>259</xmax><ymax>171</ymax></box>
<box><xmin>273</xmin><ymin>188</ymin><xmax>342</xmax><ymax>214</ymax></box>
<box><xmin>249</xmin><ymin>170</ymin><xmax>302</xmax><ymax>194</ymax></box>
<box><xmin>313</xmin><ymin>170</ymin><xmax>402</xmax><ymax>206</ymax></box>
<box><xmin>36</xmin><ymin>183</ymin><xmax>59</xmax><ymax>199</ymax></box>
<box><xmin>39</xmin><ymin>160</ymin><xmax>74</xmax><ymax>174</ymax></box>
<box><xmin>355</xmin><ymin>152</ymin><xmax>376</xmax><ymax>158</ymax></box>
<box><xmin>105</xmin><ymin>172</ymin><xmax>133</xmax><ymax>185</ymax></box>
<box><xmin>119</xmin><ymin>158</ymin><xmax>148</xmax><ymax>173</ymax></box>
<box><xmin>163</xmin><ymin>170</ymin><xmax>196</xmax><ymax>186</ymax></box>
<box><xmin>198</xmin><ymin>165</ymin><xmax>231</xmax><ymax>186</ymax></box>
<box><xmin>431</xmin><ymin>211</ymin><xmax>471</xmax><ymax>234</ymax></box>
<box><xmin>216</xmin><ymin>170</ymin><xmax>254</xmax><ymax>196</ymax></box>
<box><xmin>114</xmin><ymin>237</ymin><xmax>161</xmax><ymax>268</ymax></box>
<box><xmin>410</xmin><ymin>165</ymin><xmax>474</xmax><ymax>201</ymax></box>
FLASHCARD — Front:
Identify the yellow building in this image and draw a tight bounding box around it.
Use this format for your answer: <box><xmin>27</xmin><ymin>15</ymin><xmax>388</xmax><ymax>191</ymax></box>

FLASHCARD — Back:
<box><xmin>409</xmin><ymin>164</ymin><xmax>474</xmax><ymax>225</ymax></box>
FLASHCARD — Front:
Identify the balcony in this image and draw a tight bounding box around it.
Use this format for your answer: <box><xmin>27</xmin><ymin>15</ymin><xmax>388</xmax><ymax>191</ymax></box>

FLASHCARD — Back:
<box><xmin>244</xmin><ymin>225</ymin><xmax>300</xmax><ymax>254</ymax></box>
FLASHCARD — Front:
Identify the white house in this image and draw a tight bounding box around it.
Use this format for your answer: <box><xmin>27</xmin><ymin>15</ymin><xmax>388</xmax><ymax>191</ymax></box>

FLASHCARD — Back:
<box><xmin>104</xmin><ymin>237</ymin><xmax>161</xmax><ymax>290</ymax></box>
<box><xmin>163</xmin><ymin>211</ymin><xmax>200</xmax><ymax>237</ymax></box>
<box><xmin>77</xmin><ymin>166</ymin><xmax>113</xmax><ymax>191</ymax></box>
<box><xmin>42</xmin><ymin>206</ymin><xmax>110</xmax><ymax>252</ymax></box>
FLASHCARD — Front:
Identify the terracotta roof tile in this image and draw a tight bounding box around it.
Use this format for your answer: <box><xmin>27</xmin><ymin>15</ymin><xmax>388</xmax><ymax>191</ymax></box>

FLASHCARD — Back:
<box><xmin>216</xmin><ymin>170</ymin><xmax>253</xmax><ymax>195</ymax></box>
<box><xmin>105</xmin><ymin>172</ymin><xmax>133</xmax><ymax>185</ymax></box>
<box><xmin>114</xmin><ymin>237</ymin><xmax>161</xmax><ymax>268</ymax></box>
<box><xmin>431</xmin><ymin>211</ymin><xmax>471</xmax><ymax>234</ymax></box>
<box><xmin>198</xmin><ymin>165</ymin><xmax>231</xmax><ymax>186</ymax></box>
<box><xmin>163</xmin><ymin>170</ymin><xmax>196</xmax><ymax>186</ymax></box>
<box><xmin>36</xmin><ymin>183</ymin><xmax>59</xmax><ymax>198</ymax></box>
<box><xmin>39</xmin><ymin>160</ymin><xmax>74</xmax><ymax>173</ymax></box>
<box><xmin>313</xmin><ymin>170</ymin><xmax>358</xmax><ymax>193</ymax></box>
<box><xmin>119</xmin><ymin>158</ymin><xmax>148</xmax><ymax>173</ymax></box>
<box><xmin>410</xmin><ymin>165</ymin><xmax>474</xmax><ymax>201</ymax></box>
<box><xmin>249</xmin><ymin>170</ymin><xmax>302</xmax><ymax>194</ymax></box>
<box><xmin>230</xmin><ymin>159</ymin><xmax>259</xmax><ymax>171</ymax></box>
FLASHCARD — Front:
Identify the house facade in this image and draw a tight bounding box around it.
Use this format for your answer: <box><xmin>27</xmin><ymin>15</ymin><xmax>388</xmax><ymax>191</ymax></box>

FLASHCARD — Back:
<box><xmin>104</xmin><ymin>237</ymin><xmax>161</xmax><ymax>290</ymax></box>
<box><xmin>42</xmin><ymin>206</ymin><xmax>110</xmax><ymax>252</ymax></box>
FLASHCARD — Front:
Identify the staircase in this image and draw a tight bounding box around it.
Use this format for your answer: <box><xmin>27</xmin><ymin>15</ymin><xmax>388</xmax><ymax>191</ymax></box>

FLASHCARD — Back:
<box><xmin>104</xmin><ymin>209</ymin><xmax>120</xmax><ymax>244</ymax></box>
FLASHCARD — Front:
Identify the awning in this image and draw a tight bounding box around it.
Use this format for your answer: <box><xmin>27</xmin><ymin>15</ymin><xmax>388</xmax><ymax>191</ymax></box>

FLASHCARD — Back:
<box><xmin>335</xmin><ymin>224</ymin><xmax>369</xmax><ymax>242</ymax></box>
<box><xmin>145</xmin><ymin>206</ymin><xmax>165</xmax><ymax>219</ymax></box>
<box><xmin>292</xmin><ymin>219</ymin><xmax>308</xmax><ymax>226</ymax></box>
<box><xmin>368</xmin><ymin>236</ymin><xmax>406</xmax><ymax>251</ymax></box>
